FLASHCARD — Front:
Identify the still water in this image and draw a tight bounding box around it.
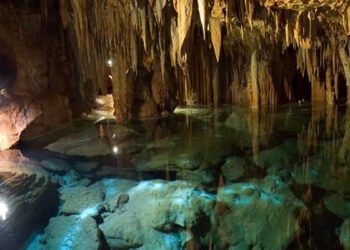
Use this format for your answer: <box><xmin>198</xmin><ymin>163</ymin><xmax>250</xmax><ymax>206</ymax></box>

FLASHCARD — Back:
<box><xmin>0</xmin><ymin>104</ymin><xmax>350</xmax><ymax>250</ymax></box>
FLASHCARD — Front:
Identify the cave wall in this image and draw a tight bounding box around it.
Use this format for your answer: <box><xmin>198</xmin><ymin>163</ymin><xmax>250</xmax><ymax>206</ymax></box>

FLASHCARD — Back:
<box><xmin>0</xmin><ymin>0</ymin><xmax>72</xmax><ymax>149</ymax></box>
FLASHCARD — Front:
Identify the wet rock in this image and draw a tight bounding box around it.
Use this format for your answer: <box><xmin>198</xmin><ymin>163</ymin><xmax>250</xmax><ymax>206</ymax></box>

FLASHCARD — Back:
<box><xmin>60</xmin><ymin>182</ymin><xmax>105</xmax><ymax>215</ymax></box>
<box><xmin>340</xmin><ymin>219</ymin><xmax>350</xmax><ymax>250</ymax></box>
<box><xmin>324</xmin><ymin>194</ymin><xmax>350</xmax><ymax>218</ymax></box>
<box><xmin>100</xmin><ymin>180</ymin><xmax>215</xmax><ymax>249</ymax></box>
<box><xmin>36</xmin><ymin>215</ymin><xmax>101</xmax><ymax>250</ymax></box>
<box><xmin>41</xmin><ymin>158</ymin><xmax>71</xmax><ymax>172</ymax></box>
<box><xmin>0</xmin><ymin>151</ymin><xmax>58</xmax><ymax>250</ymax></box>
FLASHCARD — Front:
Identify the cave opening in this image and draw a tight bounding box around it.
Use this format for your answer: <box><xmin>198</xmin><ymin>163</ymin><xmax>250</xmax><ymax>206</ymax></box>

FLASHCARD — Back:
<box><xmin>292</xmin><ymin>71</ymin><xmax>312</xmax><ymax>102</ymax></box>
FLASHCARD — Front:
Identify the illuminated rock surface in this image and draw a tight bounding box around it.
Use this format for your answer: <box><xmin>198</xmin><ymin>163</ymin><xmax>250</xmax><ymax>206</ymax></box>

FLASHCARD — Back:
<box><xmin>36</xmin><ymin>215</ymin><xmax>101</xmax><ymax>250</ymax></box>
<box><xmin>0</xmin><ymin>101</ymin><xmax>41</xmax><ymax>151</ymax></box>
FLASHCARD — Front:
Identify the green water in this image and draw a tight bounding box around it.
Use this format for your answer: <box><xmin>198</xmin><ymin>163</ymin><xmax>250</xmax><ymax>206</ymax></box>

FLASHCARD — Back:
<box><xmin>1</xmin><ymin>104</ymin><xmax>350</xmax><ymax>249</ymax></box>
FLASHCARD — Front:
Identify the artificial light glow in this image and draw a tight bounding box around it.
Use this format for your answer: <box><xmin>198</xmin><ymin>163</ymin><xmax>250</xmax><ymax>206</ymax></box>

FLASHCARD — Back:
<box><xmin>0</xmin><ymin>201</ymin><xmax>8</xmax><ymax>221</ymax></box>
<box><xmin>112</xmin><ymin>145</ymin><xmax>119</xmax><ymax>154</ymax></box>
<box><xmin>107</xmin><ymin>59</ymin><xmax>113</xmax><ymax>66</ymax></box>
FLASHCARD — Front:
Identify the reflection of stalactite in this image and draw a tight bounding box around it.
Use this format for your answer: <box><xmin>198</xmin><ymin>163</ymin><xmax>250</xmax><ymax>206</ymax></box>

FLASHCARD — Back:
<box><xmin>249</xmin><ymin>106</ymin><xmax>276</xmax><ymax>163</ymax></box>
<box><xmin>249</xmin><ymin>109</ymin><xmax>260</xmax><ymax>163</ymax></box>
<box><xmin>298</xmin><ymin>106</ymin><xmax>325</xmax><ymax>158</ymax></box>
<box><xmin>339</xmin><ymin>108</ymin><xmax>350</xmax><ymax>163</ymax></box>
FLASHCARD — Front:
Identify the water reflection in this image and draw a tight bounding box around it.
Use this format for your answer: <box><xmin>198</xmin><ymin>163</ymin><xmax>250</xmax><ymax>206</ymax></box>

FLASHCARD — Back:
<box><xmin>0</xmin><ymin>104</ymin><xmax>350</xmax><ymax>249</ymax></box>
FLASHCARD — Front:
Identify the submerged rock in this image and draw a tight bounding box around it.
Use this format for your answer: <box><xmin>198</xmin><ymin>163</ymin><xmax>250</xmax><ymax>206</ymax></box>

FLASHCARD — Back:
<box><xmin>41</xmin><ymin>158</ymin><xmax>71</xmax><ymax>172</ymax></box>
<box><xmin>340</xmin><ymin>219</ymin><xmax>350</xmax><ymax>250</ymax></box>
<box><xmin>293</xmin><ymin>153</ymin><xmax>350</xmax><ymax>194</ymax></box>
<box><xmin>132</xmin><ymin>132</ymin><xmax>237</xmax><ymax>185</ymax></box>
<box><xmin>100</xmin><ymin>180</ymin><xmax>215</xmax><ymax>249</ymax></box>
<box><xmin>74</xmin><ymin>161</ymin><xmax>99</xmax><ymax>173</ymax></box>
<box><xmin>35</xmin><ymin>215</ymin><xmax>101</xmax><ymax>250</ymax></box>
<box><xmin>324</xmin><ymin>194</ymin><xmax>350</xmax><ymax>219</ymax></box>
<box><xmin>60</xmin><ymin>182</ymin><xmax>105</xmax><ymax>215</ymax></box>
<box><xmin>221</xmin><ymin>156</ymin><xmax>247</xmax><ymax>181</ymax></box>
<box><xmin>100</xmin><ymin>177</ymin><xmax>302</xmax><ymax>250</ymax></box>
<box><xmin>213</xmin><ymin>176</ymin><xmax>302</xmax><ymax>250</ymax></box>
<box><xmin>46</xmin><ymin>127</ymin><xmax>111</xmax><ymax>157</ymax></box>
<box><xmin>254</xmin><ymin>139</ymin><xmax>299</xmax><ymax>171</ymax></box>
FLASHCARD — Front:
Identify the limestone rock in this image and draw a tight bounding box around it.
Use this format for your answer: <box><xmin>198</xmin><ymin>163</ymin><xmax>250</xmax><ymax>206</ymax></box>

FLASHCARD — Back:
<box><xmin>60</xmin><ymin>182</ymin><xmax>105</xmax><ymax>215</ymax></box>
<box><xmin>0</xmin><ymin>100</ymin><xmax>41</xmax><ymax>150</ymax></box>
<box><xmin>37</xmin><ymin>215</ymin><xmax>101</xmax><ymax>250</ymax></box>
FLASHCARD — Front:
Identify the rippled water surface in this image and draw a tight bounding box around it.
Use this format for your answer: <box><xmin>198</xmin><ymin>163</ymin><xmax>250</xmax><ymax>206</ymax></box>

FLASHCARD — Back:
<box><xmin>1</xmin><ymin>104</ymin><xmax>350</xmax><ymax>250</ymax></box>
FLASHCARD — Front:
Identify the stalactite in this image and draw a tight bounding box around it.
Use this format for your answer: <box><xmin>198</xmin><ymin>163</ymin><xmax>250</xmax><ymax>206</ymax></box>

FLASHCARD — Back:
<box><xmin>178</xmin><ymin>0</ymin><xmax>193</xmax><ymax>53</ymax></box>
<box><xmin>197</xmin><ymin>0</ymin><xmax>207</xmax><ymax>40</ymax></box>
<box><xmin>343</xmin><ymin>6</ymin><xmax>350</xmax><ymax>35</ymax></box>
<box><xmin>209</xmin><ymin>17</ymin><xmax>222</xmax><ymax>62</ymax></box>
<box><xmin>59</xmin><ymin>0</ymin><xmax>350</xmax><ymax>121</ymax></box>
